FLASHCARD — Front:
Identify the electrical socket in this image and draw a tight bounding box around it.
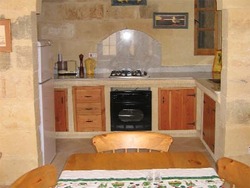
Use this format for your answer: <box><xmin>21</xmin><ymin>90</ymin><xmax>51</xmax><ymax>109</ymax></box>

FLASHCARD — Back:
<box><xmin>248</xmin><ymin>146</ymin><xmax>250</xmax><ymax>154</ymax></box>
<box><xmin>89</xmin><ymin>53</ymin><xmax>97</xmax><ymax>58</ymax></box>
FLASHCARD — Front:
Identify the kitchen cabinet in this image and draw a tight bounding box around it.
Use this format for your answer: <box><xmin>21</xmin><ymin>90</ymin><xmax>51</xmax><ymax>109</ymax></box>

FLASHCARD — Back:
<box><xmin>54</xmin><ymin>88</ymin><xmax>68</xmax><ymax>131</ymax></box>
<box><xmin>203</xmin><ymin>94</ymin><xmax>215</xmax><ymax>152</ymax></box>
<box><xmin>158</xmin><ymin>88</ymin><xmax>196</xmax><ymax>130</ymax></box>
<box><xmin>73</xmin><ymin>86</ymin><xmax>105</xmax><ymax>132</ymax></box>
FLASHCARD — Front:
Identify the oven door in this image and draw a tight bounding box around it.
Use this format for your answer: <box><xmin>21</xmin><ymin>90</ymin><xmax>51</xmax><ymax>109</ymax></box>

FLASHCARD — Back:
<box><xmin>111</xmin><ymin>93</ymin><xmax>151</xmax><ymax>131</ymax></box>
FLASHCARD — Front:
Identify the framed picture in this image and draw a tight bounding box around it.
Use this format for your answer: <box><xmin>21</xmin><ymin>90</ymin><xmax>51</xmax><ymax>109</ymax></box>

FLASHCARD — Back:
<box><xmin>153</xmin><ymin>12</ymin><xmax>188</xmax><ymax>29</ymax></box>
<box><xmin>111</xmin><ymin>0</ymin><xmax>147</xmax><ymax>6</ymax></box>
<box><xmin>0</xmin><ymin>19</ymin><xmax>12</xmax><ymax>52</ymax></box>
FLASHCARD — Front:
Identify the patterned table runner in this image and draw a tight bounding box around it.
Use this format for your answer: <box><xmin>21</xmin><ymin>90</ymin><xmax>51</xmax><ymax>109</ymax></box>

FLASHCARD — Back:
<box><xmin>56</xmin><ymin>168</ymin><xmax>223</xmax><ymax>188</ymax></box>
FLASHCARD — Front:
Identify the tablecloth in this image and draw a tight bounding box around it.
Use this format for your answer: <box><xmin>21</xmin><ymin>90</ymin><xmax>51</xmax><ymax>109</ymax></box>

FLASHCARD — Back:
<box><xmin>56</xmin><ymin>168</ymin><xmax>223</xmax><ymax>188</ymax></box>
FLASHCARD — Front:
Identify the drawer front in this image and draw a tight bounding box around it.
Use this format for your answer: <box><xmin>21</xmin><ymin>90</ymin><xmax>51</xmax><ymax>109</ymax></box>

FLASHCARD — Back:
<box><xmin>76</xmin><ymin>115</ymin><xmax>103</xmax><ymax>131</ymax></box>
<box><xmin>75</xmin><ymin>88</ymin><xmax>102</xmax><ymax>102</ymax></box>
<box><xmin>76</xmin><ymin>103</ymin><xmax>102</xmax><ymax>114</ymax></box>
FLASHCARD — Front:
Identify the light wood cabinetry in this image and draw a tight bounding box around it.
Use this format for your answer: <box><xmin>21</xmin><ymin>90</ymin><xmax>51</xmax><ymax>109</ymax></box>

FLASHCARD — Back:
<box><xmin>203</xmin><ymin>94</ymin><xmax>215</xmax><ymax>152</ymax></box>
<box><xmin>73</xmin><ymin>86</ymin><xmax>105</xmax><ymax>132</ymax></box>
<box><xmin>54</xmin><ymin>88</ymin><xmax>68</xmax><ymax>131</ymax></box>
<box><xmin>158</xmin><ymin>88</ymin><xmax>196</xmax><ymax>130</ymax></box>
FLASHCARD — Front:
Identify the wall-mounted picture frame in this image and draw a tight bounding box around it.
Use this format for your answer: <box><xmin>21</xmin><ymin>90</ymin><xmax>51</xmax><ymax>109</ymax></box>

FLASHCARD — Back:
<box><xmin>153</xmin><ymin>12</ymin><xmax>188</xmax><ymax>29</ymax></box>
<box><xmin>0</xmin><ymin>19</ymin><xmax>12</xmax><ymax>52</ymax></box>
<box><xmin>111</xmin><ymin>0</ymin><xmax>147</xmax><ymax>6</ymax></box>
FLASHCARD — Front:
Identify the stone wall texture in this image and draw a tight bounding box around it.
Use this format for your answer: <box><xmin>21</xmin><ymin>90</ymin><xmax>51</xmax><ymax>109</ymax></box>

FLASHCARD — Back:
<box><xmin>0</xmin><ymin>0</ymin><xmax>250</xmax><ymax>186</ymax></box>
<box><xmin>0</xmin><ymin>0</ymin><xmax>41</xmax><ymax>186</ymax></box>
<box><xmin>37</xmin><ymin>0</ymin><xmax>213</xmax><ymax>67</ymax></box>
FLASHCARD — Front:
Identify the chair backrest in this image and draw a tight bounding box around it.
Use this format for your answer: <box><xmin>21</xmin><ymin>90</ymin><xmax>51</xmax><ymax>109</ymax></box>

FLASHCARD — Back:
<box><xmin>217</xmin><ymin>157</ymin><xmax>250</xmax><ymax>188</ymax></box>
<box><xmin>10</xmin><ymin>164</ymin><xmax>57</xmax><ymax>188</ymax></box>
<box><xmin>92</xmin><ymin>131</ymin><xmax>173</xmax><ymax>153</ymax></box>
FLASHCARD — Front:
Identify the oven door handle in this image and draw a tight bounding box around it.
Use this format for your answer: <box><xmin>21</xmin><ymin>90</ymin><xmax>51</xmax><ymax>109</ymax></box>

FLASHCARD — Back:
<box><xmin>118</xmin><ymin>114</ymin><xmax>135</xmax><ymax>117</ymax></box>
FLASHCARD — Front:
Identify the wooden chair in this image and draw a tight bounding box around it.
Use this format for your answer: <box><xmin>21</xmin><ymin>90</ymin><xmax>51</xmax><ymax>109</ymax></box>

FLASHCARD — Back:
<box><xmin>10</xmin><ymin>164</ymin><xmax>57</xmax><ymax>188</ymax></box>
<box><xmin>92</xmin><ymin>131</ymin><xmax>173</xmax><ymax>153</ymax></box>
<box><xmin>217</xmin><ymin>157</ymin><xmax>250</xmax><ymax>188</ymax></box>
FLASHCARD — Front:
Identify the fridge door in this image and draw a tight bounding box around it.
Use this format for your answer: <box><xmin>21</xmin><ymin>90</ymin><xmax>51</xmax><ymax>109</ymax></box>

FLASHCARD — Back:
<box><xmin>39</xmin><ymin>78</ymin><xmax>56</xmax><ymax>164</ymax></box>
<box><xmin>37</xmin><ymin>40</ymin><xmax>53</xmax><ymax>83</ymax></box>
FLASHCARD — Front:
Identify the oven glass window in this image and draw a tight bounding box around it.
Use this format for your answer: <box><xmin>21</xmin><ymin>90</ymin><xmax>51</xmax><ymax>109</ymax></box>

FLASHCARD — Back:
<box><xmin>118</xmin><ymin>109</ymin><xmax>144</xmax><ymax>122</ymax></box>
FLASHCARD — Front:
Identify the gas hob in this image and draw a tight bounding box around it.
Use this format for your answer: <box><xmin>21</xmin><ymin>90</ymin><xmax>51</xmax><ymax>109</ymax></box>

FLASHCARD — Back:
<box><xmin>109</xmin><ymin>69</ymin><xmax>149</xmax><ymax>78</ymax></box>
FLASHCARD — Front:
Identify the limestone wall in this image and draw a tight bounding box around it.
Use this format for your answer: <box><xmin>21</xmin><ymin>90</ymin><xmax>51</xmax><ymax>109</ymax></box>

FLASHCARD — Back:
<box><xmin>0</xmin><ymin>0</ymin><xmax>41</xmax><ymax>185</ymax></box>
<box><xmin>37</xmin><ymin>0</ymin><xmax>213</xmax><ymax>67</ymax></box>
<box><xmin>217</xmin><ymin>0</ymin><xmax>250</xmax><ymax>165</ymax></box>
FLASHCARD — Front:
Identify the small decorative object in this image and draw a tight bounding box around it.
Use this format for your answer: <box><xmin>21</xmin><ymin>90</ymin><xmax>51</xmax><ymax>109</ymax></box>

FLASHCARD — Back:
<box><xmin>212</xmin><ymin>50</ymin><xmax>222</xmax><ymax>79</ymax></box>
<box><xmin>0</xmin><ymin>19</ymin><xmax>12</xmax><ymax>52</ymax></box>
<box><xmin>79</xmin><ymin>54</ymin><xmax>84</xmax><ymax>78</ymax></box>
<box><xmin>153</xmin><ymin>12</ymin><xmax>188</xmax><ymax>29</ymax></box>
<box><xmin>111</xmin><ymin>0</ymin><xmax>147</xmax><ymax>6</ymax></box>
<box><xmin>84</xmin><ymin>54</ymin><xmax>96</xmax><ymax>75</ymax></box>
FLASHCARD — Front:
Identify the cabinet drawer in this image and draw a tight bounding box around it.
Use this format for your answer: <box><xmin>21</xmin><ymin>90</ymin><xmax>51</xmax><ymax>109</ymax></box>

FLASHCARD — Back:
<box><xmin>76</xmin><ymin>103</ymin><xmax>102</xmax><ymax>114</ymax></box>
<box><xmin>75</xmin><ymin>88</ymin><xmax>102</xmax><ymax>102</ymax></box>
<box><xmin>76</xmin><ymin>115</ymin><xmax>103</xmax><ymax>131</ymax></box>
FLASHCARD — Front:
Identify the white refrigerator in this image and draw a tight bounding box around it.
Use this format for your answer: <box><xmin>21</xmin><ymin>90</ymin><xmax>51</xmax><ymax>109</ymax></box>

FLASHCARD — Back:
<box><xmin>37</xmin><ymin>40</ymin><xmax>56</xmax><ymax>165</ymax></box>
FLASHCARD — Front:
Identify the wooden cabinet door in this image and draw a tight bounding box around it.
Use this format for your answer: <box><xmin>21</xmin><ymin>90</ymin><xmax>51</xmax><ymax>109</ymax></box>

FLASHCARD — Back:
<box><xmin>54</xmin><ymin>89</ymin><xmax>68</xmax><ymax>132</ymax></box>
<box><xmin>159</xmin><ymin>88</ymin><xmax>196</xmax><ymax>130</ymax></box>
<box><xmin>203</xmin><ymin>94</ymin><xmax>215</xmax><ymax>152</ymax></box>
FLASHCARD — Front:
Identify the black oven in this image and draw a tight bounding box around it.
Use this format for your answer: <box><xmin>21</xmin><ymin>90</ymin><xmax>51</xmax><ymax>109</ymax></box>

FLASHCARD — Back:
<box><xmin>110</xmin><ymin>88</ymin><xmax>152</xmax><ymax>131</ymax></box>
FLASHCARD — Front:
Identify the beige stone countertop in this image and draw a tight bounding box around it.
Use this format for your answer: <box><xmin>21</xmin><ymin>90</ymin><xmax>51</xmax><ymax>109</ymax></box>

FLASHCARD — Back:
<box><xmin>54</xmin><ymin>72</ymin><xmax>213</xmax><ymax>81</ymax></box>
<box><xmin>54</xmin><ymin>72</ymin><xmax>221</xmax><ymax>99</ymax></box>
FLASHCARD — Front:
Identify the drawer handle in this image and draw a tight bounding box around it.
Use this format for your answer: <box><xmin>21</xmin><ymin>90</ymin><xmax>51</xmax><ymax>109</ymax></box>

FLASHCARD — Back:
<box><xmin>84</xmin><ymin>96</ymin><xmax>92</xmax><ymax>98</ymax></box>
<box><xmin>86</xmin><ymin>120</ymin><xmax>93</xmax><ymax>123</ymax></box>
<box><xmin>85</xmin><ymin>108</ymin><xmax>93</xmax><ymax>110</ymax></box>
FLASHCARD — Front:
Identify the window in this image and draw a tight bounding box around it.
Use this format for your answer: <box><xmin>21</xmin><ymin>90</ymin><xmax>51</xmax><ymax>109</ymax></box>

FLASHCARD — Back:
<box><xmin>102</xmin><ymin>32</ymin><xmax>117</xmax><ymax>56</ymax></box>
<box><xmin>194</xmin><ymin>0</ymin><xmax>218</xmax><ymax>55</ymax></box>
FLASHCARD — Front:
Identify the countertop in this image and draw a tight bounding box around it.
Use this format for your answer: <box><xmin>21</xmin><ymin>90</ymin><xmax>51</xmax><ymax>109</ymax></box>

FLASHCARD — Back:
<box><xmin>54</xmin><ymin>72</ymin><xmax>213</xmax><ymax>80</ymax></box>
<box><xmin>54</xmin><ymin>72</ymin><xmax>221</xmax><ymax>96</ymax></box>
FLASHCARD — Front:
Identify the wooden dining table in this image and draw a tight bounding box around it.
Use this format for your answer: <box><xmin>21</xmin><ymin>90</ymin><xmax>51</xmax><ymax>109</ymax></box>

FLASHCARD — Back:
<box><xmin>56</xmin><ymin>152</ymin><xmax>224</xmax><ymax>188</ymax></box>
<box><xmin>63</xmin><ymin>151</ymin><xmax>211</xmax><ymax>170</ymax></box>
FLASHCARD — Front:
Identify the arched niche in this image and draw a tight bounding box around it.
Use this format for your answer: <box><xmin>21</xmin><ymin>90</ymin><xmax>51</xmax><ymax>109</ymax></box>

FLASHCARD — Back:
<box><xmin>96</xmin><ymin>29</ymin><xmax>161</xmax><ymax>71</ymax></box>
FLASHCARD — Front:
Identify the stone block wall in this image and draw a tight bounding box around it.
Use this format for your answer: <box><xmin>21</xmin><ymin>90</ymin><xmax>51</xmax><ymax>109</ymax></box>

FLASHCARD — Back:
<box><xmin>217</xmin><ymin>0</ymin><xmax>250</xmax><ymax>165</ymax></box>
<box><xmin>37</xmin><ymin>0</ymin><xmax>213</xmax><ymax>68</ymax></box>
<box><xmin>0</xmin><ymin>0</ymin><xmax>41</xmax><ymax>185</ymax></box>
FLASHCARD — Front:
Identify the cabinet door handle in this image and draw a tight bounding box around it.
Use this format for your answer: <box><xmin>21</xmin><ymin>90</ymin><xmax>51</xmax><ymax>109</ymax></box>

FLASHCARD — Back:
<box><xmin>187</xmin><ymin>122</ymin><xmax>196</xmax><ymax>126</ymax></box>
<box><xmin>187</xmin><ymin>93</ymin><xmax>196</xmax><ymax>97</ymax></box>
<box><xmin>85</xmin><ymin>108</ymin><xmax>93</xmax><ymax>110</ymax></box>
<box><xmin>61</xmin><ymin>97</ymin><xmax>64</xmax><ymax>104</ymax></box>
<box><xmin>162</xmin><ymin>96</ymin><xmax>165</xmax><ymax>104</ymax></box>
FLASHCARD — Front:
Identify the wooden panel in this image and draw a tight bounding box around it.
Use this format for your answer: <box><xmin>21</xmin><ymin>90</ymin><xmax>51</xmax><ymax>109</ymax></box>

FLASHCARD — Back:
<box><xmin>203</xmin><ymin>94</ymin><xmax>215</xmax><ymax>152</ymax></box>
<box><xmin>75</xmin><ymin>87</ymin><xmax>102</xmax><ymax>103</ymax></box>
<box><xmin>159</xmin><ymin>88</ymin><xmax>196</xmax><ymax>130</ymax></box>
<box><xmin>73</xmin><ymin>86</ymin><xmax>105</xmax><ymax>132</ymax></box>
<box><xmin>76</xmin><ymin>103</ymin><xmax>102</xmax><ymax>114</ymax></box>
<box><xmin>63</xmin><ymin>152</ymin><xmax>211</xmax><ymax>170</ymax></box>
<box><xmin>171</xmin><ymin>89</ymin><xmax>183</xmax><ymax>130</ymax></box>
<box><xmin>54</xmin><ymin>89</ymin><xmax>68</xmax><ymax>132</ymax></box>
<box><xmin>77</xmin><ymin>115</ymin><xmax>103</xmax><ymax>131</ymax></box>
<box><xmin>77</xmin><ymin>115</ymin><xmax>102</xmax><ymax>127</ymax></box>
<box><xmin>158</xmin><ymin>89</ymin><xmax>170</xmax><ymax>130</ymax></box>
<box><xmin>182</xmin><ymin>88</ymin><xmax>196</xmax><ymax>130</ymax></box>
